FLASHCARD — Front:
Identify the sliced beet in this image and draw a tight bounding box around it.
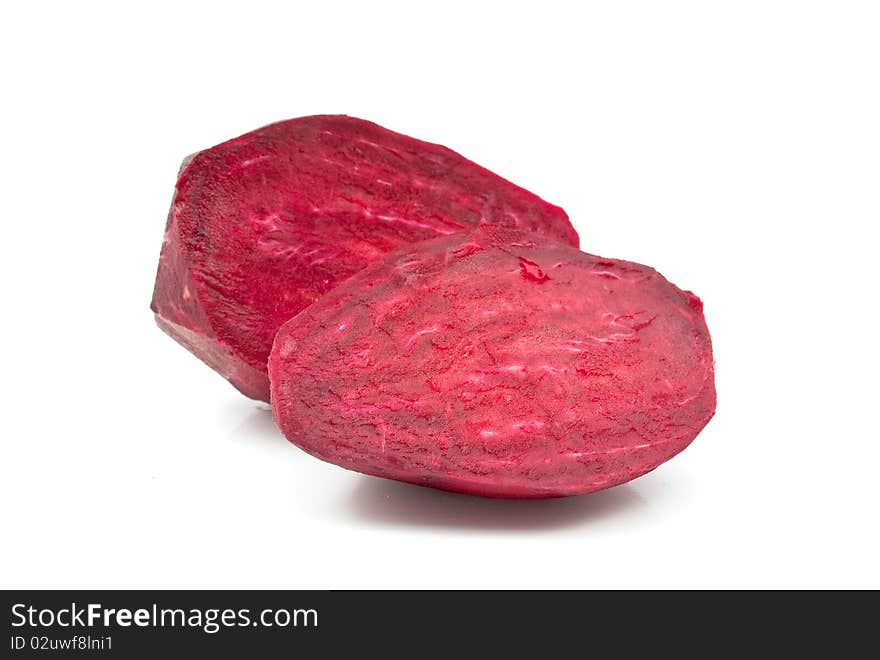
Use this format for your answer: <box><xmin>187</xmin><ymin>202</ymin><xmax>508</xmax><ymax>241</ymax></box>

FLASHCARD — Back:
<box><xmin>151</xmin><ymin>115</ymin><xmax>576</xmax><ymax>401</ymax></box>
<box><xmin>269</xmin><ymin>226</ymin><xmax>715</xmax><ymax>498</ymax></box>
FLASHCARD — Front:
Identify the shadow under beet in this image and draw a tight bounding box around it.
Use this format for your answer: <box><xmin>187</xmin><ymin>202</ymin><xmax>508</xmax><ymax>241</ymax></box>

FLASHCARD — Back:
<box><xmin>228</xmin><ymin>405</ymin><xmax>282</xmax><ymax>447</ymax></box>
<box><xmin>346</xmin><ymin>476</ymin><xmax>649</xmax><ymax>532</ymax></box>
<box><xmin>229</xmin><ymin>403</ymin><xmax>659</xmax><ymax>530</ymax></box>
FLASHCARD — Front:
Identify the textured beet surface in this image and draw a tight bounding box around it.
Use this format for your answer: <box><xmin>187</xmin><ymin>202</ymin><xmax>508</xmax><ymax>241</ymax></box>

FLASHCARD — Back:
<box><xmin>151</xmin><ymin>115</ymin><xmax>576</xmax><ymax>401</ymax></box>
<box><xmin>269</xmin><ymin>226</ymin><xmax>715</xmax><ymax>498</ymax></box>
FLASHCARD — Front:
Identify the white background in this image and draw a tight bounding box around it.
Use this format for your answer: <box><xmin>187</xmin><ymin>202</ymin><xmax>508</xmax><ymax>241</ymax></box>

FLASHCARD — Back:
<box><xmin>2</xmin><ymin>1</ymin><xmax>878</xmax><ymax>589</ymax></box>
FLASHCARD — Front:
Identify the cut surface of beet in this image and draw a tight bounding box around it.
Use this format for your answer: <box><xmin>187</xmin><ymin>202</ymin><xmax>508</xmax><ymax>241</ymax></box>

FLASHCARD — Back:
<box><xmin>269</xmin><ymin>226</ymin><xmax>715</xmax><ymax>498</ymax></box>
<box><xmin>151</xmin><ymin>116</ymin><xmax>576</xmax><ymax>400</ymax></box>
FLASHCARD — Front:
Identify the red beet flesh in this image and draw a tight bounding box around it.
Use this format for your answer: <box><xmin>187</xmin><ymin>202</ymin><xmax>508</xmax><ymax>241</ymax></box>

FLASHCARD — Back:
<box><xmin>151</xmin><ymin>116</ymin><xmax>576</xmax><ymax>401</ymax></box>
<box><xmin>269</xmin><ymin>226</ymin><xmax>715</xmax><ymax>498</ymax></box>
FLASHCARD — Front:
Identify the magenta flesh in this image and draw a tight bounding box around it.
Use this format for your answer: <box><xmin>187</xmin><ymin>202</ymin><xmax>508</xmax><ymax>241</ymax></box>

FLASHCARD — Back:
<box><xmin>269</xmin><ymin>226</ymin><xmax>715</xmax><ymax>498</ymax></box>
<box><xmin>151</xmin><ymin>116</ymin><xmax>576</xmax><ymax>400</ymax></box>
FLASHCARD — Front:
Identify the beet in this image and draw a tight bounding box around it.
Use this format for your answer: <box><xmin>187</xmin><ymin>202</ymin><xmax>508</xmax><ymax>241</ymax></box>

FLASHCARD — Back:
<box><xmin>151</xmin><ymin>115</ymin><xmax>576</xmax><ymax>401</ymax></box>
<box><xmin>269</xmin><ymin>226</ymin><xmax>715</xmax><ymax>498</ymax></box>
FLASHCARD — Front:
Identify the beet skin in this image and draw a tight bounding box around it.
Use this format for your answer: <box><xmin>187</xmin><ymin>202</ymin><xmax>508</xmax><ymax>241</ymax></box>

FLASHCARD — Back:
<box><xmin>269</xmin><ymin>226</ymin><xmax>715</xmax><ymax>498</ymax></box>
<box><xmin>151</xmin><ymin>116</ymin><xmax>575</xmax><ymax>401</ymax></box>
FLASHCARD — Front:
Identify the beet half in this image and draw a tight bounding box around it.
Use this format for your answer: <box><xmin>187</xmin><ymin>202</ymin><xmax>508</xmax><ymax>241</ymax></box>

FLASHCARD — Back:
<box><xmin>269</xmin><ymin>226</ymin><xmax>715</xmax><ymax>498</ymax></box>
<box><xmin>151</xmin><ymin>116</ymin><xmax>575</xmax><ymax>401</ymax></box>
